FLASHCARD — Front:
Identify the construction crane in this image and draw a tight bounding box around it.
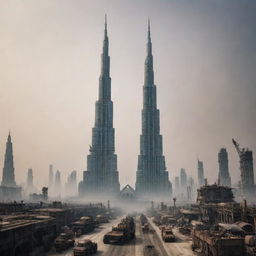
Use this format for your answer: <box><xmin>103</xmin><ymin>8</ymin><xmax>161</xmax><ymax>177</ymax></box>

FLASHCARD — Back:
<box><xmin>232</xmin><ymin>138</ymin><xmax>245</xmax><ymax>157</ymax></box>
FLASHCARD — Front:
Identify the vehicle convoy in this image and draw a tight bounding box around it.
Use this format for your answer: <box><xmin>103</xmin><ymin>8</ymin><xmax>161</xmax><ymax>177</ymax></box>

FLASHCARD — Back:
<box><xmin>161</xmin><ymin>226</ymin><xmax>175</xmax><ymax>242</ymax></box>
<box><xmin>54</xmin><ymin>230</ymin><xmax>75</xmax><ymax>252</ymax></box>
<box><xmin>73</xmin><ymin>239</ymin><xmax>97</xmax><ymax>256</ymax></box>
<box><xmin>103</xmin><ymin>216</ymin><xmax>135</xmax><ymax>245</ymax></box>
<box><xmin>72</xmin><ymin>216</ymin><xmax>95</xmax><ymax>235</ymax></box>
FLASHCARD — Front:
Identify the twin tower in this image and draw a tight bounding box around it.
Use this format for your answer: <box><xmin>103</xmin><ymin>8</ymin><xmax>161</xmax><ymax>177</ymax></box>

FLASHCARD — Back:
<box><xmin>79</xmin><ymin>18</ymin><xmax>172</xmax><ymax>199</ymax></box>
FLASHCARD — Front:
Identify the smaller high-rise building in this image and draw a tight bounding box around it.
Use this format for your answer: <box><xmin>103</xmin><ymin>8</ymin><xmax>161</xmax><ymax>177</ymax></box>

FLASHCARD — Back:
<box><xmin>0</xmin><ymin>133</ymin><xmax>21</xmax><ymax>201</ymax></box>
<box><xmin>66</xmin><ymin>170</ymin><xmax>77</xmax><ymax>197</ymax></box>
<box><xmin>2</xmin><ymin>133</ymin><xmax>16</xmax><ymax>187</ymax></box>
<box><xmin>188</xmin><ymin>176</ymin><xmax>196</xmax><ymax>201</ymax></box>
<box><xmin>180</xmin><ymin>168</ymin><xmax>188</xmax><ymax>193</ymax></box>
<box><xmin>55</xmin><ymin>170</ymin><xmax>61</xmax><ymax>198</ymax></box>
<box><xmin>218</xmin><ymin>148</ymin><xmax>231</xmax><ymax>187</ymax></box>
<box><xmin>174</xmin><ymin>176</ymin><xmax>180</xmax><ymax>197</ymax></box>
<box><xmin>48</xmin><ymin>164</ymin><xmax>54</xmax><ymax>196</ymax></box>
<box><xmin>197</xmin><ymin>159</ymin><xmax>205</xmax><ymax>187</ymax></box>
<box><xmin>26</xmin><ymin>168</ymin><xmax>34</xmax><ymax>194</ymax></box>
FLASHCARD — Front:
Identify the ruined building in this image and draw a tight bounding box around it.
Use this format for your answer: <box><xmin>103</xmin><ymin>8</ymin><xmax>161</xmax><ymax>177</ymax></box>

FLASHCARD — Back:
<box><xmin>218</xmin><ymin>148</ymin><xmax>231</xmax><ymax>187</ymax></box>
<box><xmin>79</xmin><ymin>17</ymin><xmax>120</xmax><ymax>197</ymax></box>
<box><xmin>197</xmin><ymin>159</ymin><xmax>205</xmax><ymax>187</ymax></box>
<box><xmin>0</xmin><ymin>133</ymin><xmax>21</xmax><ymax>201</ymax></box>
<box><xmin>135</xmin><ymin>21</ymin><xmax>172</xmax><ymax>198</ymax></box>
<box><xmin>232</xmin><ymin>139</ymin><xmax>255</xmax><ymax>200</ymax></box>
<box><xmin>197</xmin><ymin>184</ymin><xmax>234</xmax><ymax>205</ymax></box>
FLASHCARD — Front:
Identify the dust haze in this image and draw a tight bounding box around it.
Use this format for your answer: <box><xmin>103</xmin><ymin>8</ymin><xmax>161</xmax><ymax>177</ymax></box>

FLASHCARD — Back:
<box><xmin>0</xmin><ymin>0</ymin><xmax>255</xmax><ymax>190</ymax></box>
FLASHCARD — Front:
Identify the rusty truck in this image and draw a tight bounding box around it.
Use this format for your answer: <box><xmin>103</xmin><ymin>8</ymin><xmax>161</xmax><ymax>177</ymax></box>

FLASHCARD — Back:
<box><xmin>73</xmin><ymin>239</ymin><xmax>97</xmax><ymax>256</ymax></box>
<box><xmin>54</xmin><ymin>230</ymin><xmax>75</xmax><ymax>252</ymax></box>
<box><xmin>72</xmin><ymin>216</ymin><xmax>95</xmax><ymax>236</ymax></box>
<box><xmin>161</xmin><ymin>226</ymin><xmax>175</xmax><ymax>242</ymax></box>
<box><xmin>103</xmin><ymin>216</ymin><xmax>135</xmax><ymax>245</ymax></box>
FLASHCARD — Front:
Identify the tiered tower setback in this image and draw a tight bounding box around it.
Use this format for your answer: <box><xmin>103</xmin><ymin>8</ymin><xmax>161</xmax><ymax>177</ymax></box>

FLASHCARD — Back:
<box><xmin>1</xmin><ymin>133</ymin><xmax>16</xmax><ymax>187</ymax></box>
<box><xmin>79</xmin><ymin>17</ymin><xmax>120</xmax><ymax>197</ymax></box>
<box><xmin>135</xmin><ymin>21</ymin><xmax>172</xmax><ymax>198</ymax></box>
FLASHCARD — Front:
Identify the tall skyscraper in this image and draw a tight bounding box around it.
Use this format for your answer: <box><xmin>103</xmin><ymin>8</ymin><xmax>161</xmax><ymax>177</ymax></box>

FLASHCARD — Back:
<box><xmin>135</xmin><ymin>21</ymin><xmax>172</xmax><ymax>198</ymax></box>
<box><xmin>1</xmin><ymin>133</ymin><xmax>16</xmax><ymax>187</ymax></box>
<box><xmin>197</xmin><ymin>159</ymin><xmax>205</xmax><ymax>187</ymax></box>
<box><xmin>218</xmin><ymin>148</ymin><xmax>231</xmax><ymax>187</ymax></box>
<box><xmin>79</xmin><ymin>17</ymin><xmax>120</xmax><ymax>197</ymax></box>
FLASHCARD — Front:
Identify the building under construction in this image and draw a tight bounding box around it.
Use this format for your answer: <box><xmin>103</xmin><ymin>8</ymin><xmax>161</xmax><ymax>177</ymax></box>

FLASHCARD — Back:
<box><xmin>232</xmin><ymin>139</ymin><xmax>255</xmax><ymax>201</ymax></box>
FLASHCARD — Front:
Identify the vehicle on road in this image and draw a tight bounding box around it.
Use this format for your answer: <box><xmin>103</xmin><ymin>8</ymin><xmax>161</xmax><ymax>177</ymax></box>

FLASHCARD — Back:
<box><xmin>72</xmin><ymin>216</ymin><xmax>95</xmax><ymax>235</ymax></box>
<box><xmin>161</xmin><ymin>227</ymin><xmax>175</xmax><ymax>242</ymax></box>
<box><xmin>95</xmin><ymin>214</ymin><xmax>109</xmax><ymax>224</ymax></box>
<box><xmin>54</xmin><ymin>231</ymin><xmax>75</xmax><ymax>253</ymax></box>
<box><xmin>103</xmin><ymin>216</ymin><xmax>135</xmax><ymax>245</ymax></box>
<box><xmin>73</xmin><ymin>239</ymin><xmax>97</xmax><ymax>256</ymax></box>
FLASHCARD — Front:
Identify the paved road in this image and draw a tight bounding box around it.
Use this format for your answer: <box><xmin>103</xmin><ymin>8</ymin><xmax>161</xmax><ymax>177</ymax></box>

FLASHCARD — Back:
<box><xmin>47</xmin><ymin>217</ymin><xmax>122</xmax><ymax>256</ymax></box>
<box><xmin>148</xmin><ymin>218</ymin><xmax>195</xmax><ymax>256</ymax></box>
<box><xmin>47</xmin><ymin>215</ymin><xmax>195</xmax><ymax>256</ymax></box>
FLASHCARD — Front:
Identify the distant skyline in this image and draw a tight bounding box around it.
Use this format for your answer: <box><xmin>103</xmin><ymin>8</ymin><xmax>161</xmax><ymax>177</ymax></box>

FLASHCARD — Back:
<box><xmin>0</xmin><ymin>0</ymin><xmax>255</xmax><ymax>189</ymax></box>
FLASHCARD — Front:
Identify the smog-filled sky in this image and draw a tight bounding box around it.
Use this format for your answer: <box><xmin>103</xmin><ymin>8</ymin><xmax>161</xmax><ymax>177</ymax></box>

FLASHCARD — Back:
<box><xmin>0</xmin><ymin>0</ymin><xmax>255</xmax><ymax>190</ymax></box>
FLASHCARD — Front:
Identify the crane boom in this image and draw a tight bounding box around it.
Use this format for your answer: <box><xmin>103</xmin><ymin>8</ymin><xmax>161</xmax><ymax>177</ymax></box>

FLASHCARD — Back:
<box><xmin>232</xmin><ymin>138</ymin><xmax>243</xmax><ymax>157</ymax></box>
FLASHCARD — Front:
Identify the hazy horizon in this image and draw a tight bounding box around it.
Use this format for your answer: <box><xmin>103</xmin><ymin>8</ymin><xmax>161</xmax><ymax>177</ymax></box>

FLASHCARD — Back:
<box><xmin>0</xmin><ymin>0</ymin><xmax>255</xmax><ymax>191</ymax></box>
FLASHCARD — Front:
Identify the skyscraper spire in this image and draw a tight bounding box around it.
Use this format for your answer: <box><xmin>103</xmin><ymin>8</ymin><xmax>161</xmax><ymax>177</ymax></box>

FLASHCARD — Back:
<box><xmin>145</xmin><ymin>19</ymin><xmax>154</xmax><ymax>87</ymax></box>
<box><xmin>136</xmin><ymin>21</ymin><xmax>172</xmax><ymax>198</ymax></box>
<box><xmin>147</xmin><ymin>18</ymin><xmax>151</xmax><ymax>46</ymax></box>
<box><xmin>79</xmin><ymin>17</ymin><xmax>120</xmax><ymax>197</ymax></box>
<box><xmin>105</xmin><ymin>14</ymin><xmax>107</xmax><ymax>34</ymax></box>
<box><xmin>1</xmin><ymin>132</ymin><xmax>16</xmax><ymax>187</ymax></box>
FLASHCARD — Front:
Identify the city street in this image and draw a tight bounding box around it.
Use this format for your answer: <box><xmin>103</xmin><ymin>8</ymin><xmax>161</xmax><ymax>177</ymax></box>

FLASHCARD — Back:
<box><xmin>47</xmin><ymin>215</ymin><xmax>195</xmax><ymax>256</ymax></box>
